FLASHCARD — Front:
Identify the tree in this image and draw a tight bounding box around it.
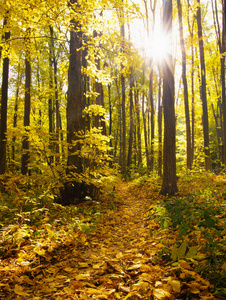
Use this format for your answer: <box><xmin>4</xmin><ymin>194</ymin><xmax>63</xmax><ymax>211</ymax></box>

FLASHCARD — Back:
<box><xmin>160</xmin><ymin>0</ymin><xmax>178</xmax><ymax>195</ymax></box>
<box><xmin>222</xmin><ymin>0</ymin><xmax>226</xmax><ymax>165</ymax></box>
<box><xmin>21</xmin><ymin>30</ymin><xmax>31</xmax><ymax>175</ymax></box>
<box><xmin>120</xmin><ymin>1</ymin><xmax>127</xmax><ymax>176</ymax></box>
<box><xmin>177</xmin><ymin>0</ymin><xmax>192</xmax><ymax>169</ymax></box>
<box><xmin>67</xmin><ymin>0</ymin><xmax>84</xmax><ymax>174</ymax></box>
<box><xmin>0</xmin><ymin>16</ymin><xmax>10</xmax><ymax>174</ymax></box>
<box><xmin>196</xmin><ymin>0</ymin><xmax>211</xmax><ymax>171</ymax></box>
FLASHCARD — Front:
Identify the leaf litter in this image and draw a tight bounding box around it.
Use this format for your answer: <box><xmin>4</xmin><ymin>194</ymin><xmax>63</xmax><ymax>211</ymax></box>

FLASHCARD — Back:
<box><xmin>0</xmin><ymin>176</ymin><xmax>225</xmax><ymax>299</ymax></box>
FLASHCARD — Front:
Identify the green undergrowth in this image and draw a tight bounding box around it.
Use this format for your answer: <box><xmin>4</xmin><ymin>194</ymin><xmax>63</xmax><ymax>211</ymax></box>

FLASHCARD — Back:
<box><xmin>143</xmin><ymin>171</ymin><xmax>226</xmax><ymax>299</ymax></box>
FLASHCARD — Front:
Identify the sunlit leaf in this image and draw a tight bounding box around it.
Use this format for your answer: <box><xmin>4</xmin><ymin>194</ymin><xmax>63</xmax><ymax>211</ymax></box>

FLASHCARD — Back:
<box><xmin>14</xmin><ymin>284</ymin><xmax>29</xmax><ymax>296</ymax></box>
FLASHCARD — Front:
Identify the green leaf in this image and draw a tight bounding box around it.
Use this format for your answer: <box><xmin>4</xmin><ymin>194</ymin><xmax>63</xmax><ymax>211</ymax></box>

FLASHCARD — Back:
<box><xmin>186</xmin><ymin>245</ymin><xmax>199</xmax><ymax>258</ymax></box>
<box><xmin>177</xmin><ymin>241</ymin><xmax>187</xmax><ymax>259</ymax></box>
<box><xmin>163</xmin><ymin>220</ymin><xmax>169</xmax><ymax>229</ymax></box>
<box><xmin>171</xmin><ymin>244</ymin><xmax>178</xmax><ymax>261</ymax></box>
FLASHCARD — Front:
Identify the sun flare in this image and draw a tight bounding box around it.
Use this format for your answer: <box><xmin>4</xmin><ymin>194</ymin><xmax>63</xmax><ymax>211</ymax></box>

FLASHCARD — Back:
<box><xmin>150</xmin><ymin>33</ymin><xmax>170</xmax><ymax>62</ymax></box>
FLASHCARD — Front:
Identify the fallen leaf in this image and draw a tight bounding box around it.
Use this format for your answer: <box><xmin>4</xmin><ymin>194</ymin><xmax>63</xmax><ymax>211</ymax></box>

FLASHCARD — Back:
<box><xmin>86</xmin><ymin>288</ymin><xmax>102</xmax><ymax>294</ymax></box>
<box><xmin>14</xmin><ymin>284</ymin><xmax>29</xmax><ymax>296</ymax></box>
<box><xmin>179</xmin><ymin>261</ymin><xmax>192</xmax><ymax>270</ymax></box>
<box><xmin>168</xmin><ymin>279</ymin><xmax>181</xmax><ymax>293</ymax></box>
<box><xmin>153</xmin><ymin>288</ymin><xmax>171</xmax><ymax>299</ymax></box>
<box><xmin>78</xmin><ymin>262</ymin><xmax>89</xmax><ymax>268</ymax></box>
<box><xmin>188</xmin><ymin>282</ymin><xmax>201</xmax><ymax>294</ymax></box>
<box><xmin>221</xmin><ymin>262</ymin><xmax>226</xmax><ymax>271</ymax></box>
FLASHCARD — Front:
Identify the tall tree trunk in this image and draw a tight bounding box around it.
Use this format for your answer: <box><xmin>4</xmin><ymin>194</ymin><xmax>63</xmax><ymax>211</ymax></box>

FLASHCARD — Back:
<box><xmin>120</xmin><ymin>4</ymin><xmax>126</xmax><ymax>176</ymax></box>
<box><xmin>67</xmin><ymin>0</ymin><xmax>84</xmax><ymax>174</ymax></box>
<box><xmin>93</xmin><ymin>29</ymin><xmax>106</xmax><ymax>135</ymax></box>
<box><xmin>50</xmin><ymin>26</ymin><xmax>61</xmax><ymax>163</ymax></box>
<box><xmin>191</xmin><ymin>41</ymin><xmax>195</xmax><ymax>165</ymax></box>
<box><xmin>135</xmin><ymin>88</ymin><xmax>142</xmax><ymax>166</ymax></box>
<box><xmin>158</xmin><ymin>70</ymin><xmax>163</xmax><ymax>177</ymax></box>
<box><xmin>108</xmin><ymin>84</ymin><xmax>113</xmax><ymax>167</ymax></box>
<box><xmin>221</xmin><ymin>0</ymin><xmax>226</xmax><ymax>164</ymax></box>
<box><xmin>0</xmin><ymin>17</ymin><xmax>10</xmax><ymax>174</ymax></box>
<box><xmin>12</xmin><ymin>64</ymin><xmax>22</xmax><ymax>165</ymax></box>
<box><xmin>127</xmin><ymin>67</ymin><xmax>134</xmax><ymax>169</ymax></box>
<box><xmin>21</xmin><ymin>47</ymin><xmax>31</xmax><ymax>175</ymax></box>
<box><xmin>196</xmin><ymin>0</ymin><xmax>211</xmax><ymax>170</ymax></box>
<box><xmin>149</xmin><ymin>58</ymin><xmax>154</xmax><ymax>172</ymax></box>
<box><xmin>211</xmin><ymin>103</ymin><xmax>221</xmax><ymax>162</ymax></box>
<box><xmin>48</xmin><ymin>33</ymin><xmax>54</xmax><ymax>166</ymax></box>
<box><xmin>177</xmin><ymin>0</ymin><xmax>192</xmax><ymax>169</ymax></box>
<box><xmin>187</xmin><ymin>0</ymin><xmax>195</xmax><ymax>164</ymax></box>
<box><xmin>142</xmin><ymin>63</ymin><xmax>149</xmax><ymax>169</ymax></box>
<box><xmin>160</xmin><ymin>0</ymin><xmax>178</xmax><ymax>195</ymax></box>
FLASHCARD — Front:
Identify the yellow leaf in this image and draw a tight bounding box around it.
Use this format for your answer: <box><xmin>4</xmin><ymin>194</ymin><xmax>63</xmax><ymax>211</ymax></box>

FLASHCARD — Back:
<box><xmin>116</xmin><ymin>252</ymin><xmax>123</xmax><ymax>259</ymax></box>
<box><xmin>153</xmin><ymin>288</ymin><xmax>171</xmax><ymax>299</ymax></box>
<box><xmin>168</xmin><ymin>279</ymin><xmax>181</xmax><ymax>293</ymax></box>
<box><xmin>123</xmin><ymin>291</ymin><xmax>137</xmax><ymax>299</ymax></box>
<box><xmin>14</xmin><ymin>284</ymin><xmax>29</xmax><ymax>296</ymax></box>
<box><xmin>92</xmin><ymin>263</ymin><xmax>103</xmax><ymax>269</ymax></box>
<box><xmin>78</xmin><ymin>262</ymin><xmax>89</xmax><ymax>268</ymax></box>
<box><xmin>221</xmin><ymin>262</ymin><xmax>226</xmax><ymax>271</ymax></box>
<box><xmin>74</xmin><ymin>274</ymin><xmax>90</xmax><ymax>280</ymax></box>
<box><xmin>188</xmin><ymin>282</ymin><xmax>201</xmax><ymax>294</ymax></box>
<box><xmin>86</xmin><ymin>288</ymin><xmax>102</xmax><ymax>294</ymax></box>
<box><xmin>140</xmin><ymin>264</ymin><xmax>152</xmax><ymax>272</ymax></box>
<box><xmin>127</xmin><ymin>263</ymin><xmax>143</xmax><ymax>271</ymax></box>
<box><xmin>179</xmin><ymin>261</ymin><xmax>193</xmax><ymax>270</ymax></box>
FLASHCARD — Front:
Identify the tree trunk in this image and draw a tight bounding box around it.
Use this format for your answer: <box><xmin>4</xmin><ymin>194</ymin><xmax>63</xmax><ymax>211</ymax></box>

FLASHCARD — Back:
<box><xmin>158</xmin><ymin>70</ymin><xmax>163</xmax><ymax>177</ymax></box>
<box><xmin>196</xmin><ymin>0</ymin><xmax>211</xmax><ymax>170</ymax></box>
<box><xmin>127</xmin><ymin>67</ymin><xmax>134</xmax><ymax>169</ymax></box>
<box><xmin>221</xmin><ymin>0</ymin><xmax>226</xmax><ymax>164</ymax></box>
<box><xmin>160</xmin><ymin>0</ymin><xmax>178</xmax><ymax>195</ymax></box>
<box><xmin>12</xmin><ymin>64</ymin><xmax>22</xmax><ymax>165</ymax></box>
<box><xmin>211</xmin><ymin>103</ymin><xmax>221</xmax><ymax>162</ymax></box>
<box><xmin>135</xmin><ymin>88</ymin><xmax>142</xmax><ymax>166</ymax></box>
<box><xmin>149</xmin><ymin>58</ymin><xmax>155</xmax><ymax>172</ymax></box>
<box><xmin>50</xmin><ymin>26</ymin><xmax>61</xmax><ymax>163</ymax></box>
<box><xmin>108</xmin><ymin>84</ymin><xmax>113</xmax><ymax>168</ymax></box>
<box><xmin>142</xmin><ymin>63</ymin><xmax>149</xmax><ymax>170</ymax></box>
<box><xmin>67</xmin><ymin>0</ymin><xmax>84</xmax><ymax>174</ymax></box>
<box><xmin>48</xmin><ymin>33</ymin><xmax>54</xmax><ymax>166</ymax></box>
<box><xmin>21</xmin><ymin>53</ymin><xmax>31</xmax><ymax>175</ymax></box>
<box><xmin>0</xmin><ymin>17</ymin><xmax>10</xmax><ymax>174</ymax></box>
<box><xmin>120</xmin><ymin>5</ymin><xmax>126</xmax><ymax>176</ymax></box>
<box><xmin>177</xmin><ymin>0</ymin><xmax>192</xmax><ymax>169</ymax></box>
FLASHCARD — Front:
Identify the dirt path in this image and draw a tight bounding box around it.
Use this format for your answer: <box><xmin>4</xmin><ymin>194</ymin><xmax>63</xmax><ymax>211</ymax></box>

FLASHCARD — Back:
<box><xmin>1</xmin><ymin>182</ymin><xmax>167</xmax><ymax>299</ymax></box>
<box><xmin>1</xmin><ymin>182</ymin><xmax>215</xmax><ymax>299</ymax></box>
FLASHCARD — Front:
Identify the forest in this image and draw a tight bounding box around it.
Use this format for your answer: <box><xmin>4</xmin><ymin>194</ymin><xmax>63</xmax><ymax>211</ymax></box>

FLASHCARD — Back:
<box><xmin>0</xmin><ymin>0</ymin><xmax>225</xmax><ymax>299</ymax></box>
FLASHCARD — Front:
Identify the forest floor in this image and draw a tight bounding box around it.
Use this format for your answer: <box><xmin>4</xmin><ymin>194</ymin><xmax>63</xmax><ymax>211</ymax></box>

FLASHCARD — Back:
<box><xmin>0</xmin><ymin>174</ymin><xmax>225</xmax><ymax>299</ymax></box>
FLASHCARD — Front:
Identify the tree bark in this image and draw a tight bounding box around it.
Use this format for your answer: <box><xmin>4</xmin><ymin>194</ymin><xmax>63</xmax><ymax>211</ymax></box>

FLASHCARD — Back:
<box><xmin>50</xmin><ymin>26</ymin><xmax>61</xmax><ymax>163</ymax></box>
<box><xmin>0</xmin><ymin>17</ymin><xmax>10</xmax><ymax>174</ymax></box>
<box><xmin>12</xmin><ymin>64</ymin><xmax>22</xmax><ymax>165</ymax></box>
<box><xmin>221</xmin><ymin>0</ymin><xmax>226</xmax><ymax>164</ymax></box>
<box><xmin>135</xmin><ymin>88</ymin><xmax>142</xmax><ymax>166</ymax></box>
<box><xmin>142</xmin><ymin>63</ymin><xmax>149</xmax><ymax>169</ymax></box>
<box><xmin>149</xmin><ymin>58</ymin><xmax>155</xmax><ymax>172</ymax></box>
<box><xmin>177</xmin><ymin>0</ymin><xmax>192</xmax><ymax>169</ymax></box>
<box><xmin>67</xmin><ymin>0</ymin><xmax>84</xmax><ymax>174</ymax></box>
<box><xmin>21</xmin><ymin>52</ymin><xmax>31</xmax><ymax>175</ymax></box>
<box><xmin>196</xmin><ymin>0</ymin><xmax>211</xmax><ymax>170</ymax></box>
<box><xmin>158</xmin><ymin>70</ymin><xmax>163</xmax><ymax>177</ymax></box>
<box><xmin>127</xmin><ymin>67</ymin><xmax>134</xmax><ymax>169</ymax></box>
<box><xmin>120</xmin><ymin>4</ymin><xmax>126</xmax><ymax>176</ymax></box>
<box><xmin>160</xmin><ymin>0</ymin><xmax>178</xmax><ymax>195</ymax></box>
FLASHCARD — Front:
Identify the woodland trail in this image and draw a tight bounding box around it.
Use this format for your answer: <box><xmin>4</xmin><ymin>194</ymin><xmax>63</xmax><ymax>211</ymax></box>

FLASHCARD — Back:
<box><xmin>0</xmin><ymin>182</ymin><xmax>217</xmax><ymax>299</ymax></box>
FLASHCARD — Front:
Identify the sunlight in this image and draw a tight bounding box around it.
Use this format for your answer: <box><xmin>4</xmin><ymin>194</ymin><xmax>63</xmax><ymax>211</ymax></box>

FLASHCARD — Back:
<box><xmin>130</xmin><ymin>18</ymin><xmax>171</xmax><ymax>64</ymax></box>
<box><xmin>150</xmin><ymin>33</ymin><xmax>171</xmax><ymax>62</ymax></box>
